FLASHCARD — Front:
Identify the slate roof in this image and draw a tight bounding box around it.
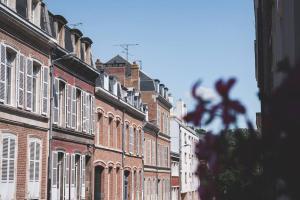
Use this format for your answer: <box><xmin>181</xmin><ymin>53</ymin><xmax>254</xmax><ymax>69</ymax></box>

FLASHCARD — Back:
<box><xmin>140</xmin><ymin>71</ymin><xmax>156</xmax><ymax>91</ymax></box>
<box><xmin>104</xmin><ymin>55</ymin><xmax>132</xmax><ymax>76</ymax></box>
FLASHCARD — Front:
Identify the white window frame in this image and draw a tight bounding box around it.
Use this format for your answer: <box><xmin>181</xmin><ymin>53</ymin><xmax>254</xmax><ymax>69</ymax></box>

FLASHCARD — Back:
<box><xmin>27</xmin><ymin>137</ymin><xmax>42</xmax><ymax>199</ymax></box>
<box><xmin>0</xmin><ymin>132</ymin><xmax>18</xmax><ymax>200</ymax></box>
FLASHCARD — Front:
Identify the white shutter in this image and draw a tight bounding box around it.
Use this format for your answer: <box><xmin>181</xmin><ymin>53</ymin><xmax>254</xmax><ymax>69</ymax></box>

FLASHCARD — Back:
<box><xmin>65</xmin><ymin>153</ymin><xmax>70</xmax><ymax>200</ymax></box>
<box><xmin>51</xmin><ymin>151</ymin><xmax>58</xmax><ymax>200</ymax></box>
<box><xmin>82</xmin><ymin>92</ymin><xmax>86</xmax><ymax>132</ymax></box>
<box><xmin>0</xmin><ymin>44</ymin><xmax>6</xmax><ymax>102</ymax></box>
<box><xmin>41</xmin><ymin>66</ymin><xmax>49</xmax><ymax>115</ymax></box>
<box><xmin>17</xmin><ymin>55</ymin><xmax>25</xmax><ymax>107</ymax></box>
<box><xmin>67</xmin><ymin>84</ymin><xmax>72</xmax><ymax>128</ymax></box>
<box><xmin>81</xmin><ymin>155</ymin><xmax>86</xmax><ymax>199</ymax></box>
<box><xmin>70</xmin><ymin>154</ymin><xmax>76</xmax><ymax>200</ymax></box>
<box><xmin>129</xmin><ymin>127</ymin><xmax>133</xmax><ymax>153</ymax></box>
<box><xmin>136</xmin><ymin>131</ymin><xmax>139</xmax><ymax>156</ymax></box>
<box><xmin>71</xmin><ymin>87</ymin><xmax>76</xmax><ymax>129</ymax></box>
<box><xmin>91</xmin><ymin>96</ymin><xmax>95</xmax><ymax>134</ymax></box>
<box><xmin>86</xmin><ymin>94</ymin><xmax>90</xmax><ymax>134</ymax></box>
<box><xmin>53</xmin><ymin>79</ymin><xmax>59</xmax><ymax>124</ymax></box>
<box><xmin>0</xmin><ymin>134</ymin><xmax>17</xmax><ymax>199</ymax></box>
<box><xmin>28</xmin><ymin>139</ymin><xmax>41</xmax><ymax>199</ymax></box>
<box><xmin>26</xmin><ymin>59</ymin><xmax>33</xmax><ymax>110</ymax></box>
<box><xmin>152</xmin><ymin>140</ymin><xmax>155</xmax><ymax>165</ymax></box>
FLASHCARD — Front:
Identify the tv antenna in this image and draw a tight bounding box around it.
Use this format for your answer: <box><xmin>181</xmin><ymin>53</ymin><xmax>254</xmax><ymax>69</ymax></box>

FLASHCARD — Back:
<box><xmin>114</xmin><ymin>43</ymin><xmax>139</xmax><ymax>61</ymax></box>
<box><xmin>70</xmin><ymin>22</ymin><xmax>83</xmax><ymax>28</ymax></box>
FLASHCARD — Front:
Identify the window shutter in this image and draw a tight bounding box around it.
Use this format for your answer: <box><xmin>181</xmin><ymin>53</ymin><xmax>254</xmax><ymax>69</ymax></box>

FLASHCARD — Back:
<box><xmin>152</xmin><ymin>140</ymin><xmax>155</xmax><ymax>165</ymax></box>
<box><xmin>53</xmin><ymin>79</ymin><xmax>59</xmax><ymax>124</ymax></box>
<box><xmin>1</xmin><ymin>137</ymin><xmax>9</xmax><ymax>181</ymax></box>
<box><xmin>64</xmin><ymin>153</ymin><xmax>70</xmax><ymax>200</ymax></box>
<box><xmin>70</xmin><ymin>154</ymin><xmax>76</xmax><ymax>200</ymax></box>
<box><xmin>17</xmin><ymin>55</ymin><xmax>26</xmax><ymax>107</ymax></box>
<box><xmin>71</xmin><ymin>154</ymin><xmax>75</xmax><ymax>187</ymax></box>
<box><xmin>91</xmin><ymin>96</ymin><xmax>95</xmax><ymax>134</ymax></box>
<box><xmin>82</xmin><ymin>92</ymin><xmax>86</xmax><ymax>132</ymax></box>
<box><xmin>157</xmin><ymin>108</ymin><xmax>160</xmax><ymax>127</ymax></box>
<box><xmin>71</xmin><ymin>87</ymin><xmax>76</xmax><ymax>129</ymax></box>
<box><xmin>0</xmin><ymin>44</ymin><xmax>6</xmax><ymax>103</ymax></box>
<box><xmin>26</xmin><ymin>59</ymin><xmax>33</xmax><ymax>110</ymax></box>
<box><xmin>129</xmin><ymin>126</ymin><xmax>133</xmax><ymax>153</ymax></box>
<box><xmin>81</xmin><ymin>155</ymin><xmax>86</xmax><ymax>199</ymax></box>
<box><xmin>66</xmin><ymin>84</ymin><xmax>72</xmax><ymax>128</ymax></box>
<box><xmin>0</xmin><ymin>134</ymin><xmax>17</xmax><ymax>199</ymax></box>
<box><xmin>86</xmin><ymin>94</ymin><xmax>90</xmax><ymax>134</ymax></box>
<box><xmin>41</xmin><ymin>66</ymin><xmax>49</xmax><ymax>115</ymax></box>
<box><xmin>28</xmin><ymin>140</ymin><xmax>41</xmax><ymax>199</ymax></box>
<box><xmin>52</xmin><ymin>151</ymin><xmax>58</xmax><ymax>187</ymax></box>
<box><xmin>136</xmin><ymin>131</ymin><xmax>139</xmax><ymax>156</ymax></box>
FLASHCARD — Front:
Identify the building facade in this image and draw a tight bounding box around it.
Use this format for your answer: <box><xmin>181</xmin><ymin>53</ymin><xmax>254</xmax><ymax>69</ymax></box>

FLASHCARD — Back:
<box><xmin>171</xmin><ymin>152</ymin><xmax>180</xmax><ymax>200</ymax></box>
<box><xmin>0</xmin><ymin>1</ymin><xmax>54</xmax><ymax>199</ymax></box>
<box><xmin>0</xmin><ymin>0</ymin><xmax>178</xmax><ymax>199</ymax></box>
<box><xmin>170</xmin><ymin>100</ymin><xmax>199</xmax><ymax>200</ymax></box>
<box><xmin>102</xmin><ymin>55</ymin><xmax>172</xmax><ymax>200</ymax></box>
<box><xmin>254</xmin><ymin>0</ymin><xmax>300</xmax><ymax>133</ymax></box>
<box><xmin>93</xmin><ymin>69</ymin><xmax>146</xmax><ymax>200</ymax></box>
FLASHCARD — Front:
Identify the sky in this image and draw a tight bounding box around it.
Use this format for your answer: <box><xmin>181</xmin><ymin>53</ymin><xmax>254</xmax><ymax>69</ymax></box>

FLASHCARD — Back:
<box><xmin>44</xmin><ymin>0</ymin><xmax>260</xmax><ymax>128</ymax></box>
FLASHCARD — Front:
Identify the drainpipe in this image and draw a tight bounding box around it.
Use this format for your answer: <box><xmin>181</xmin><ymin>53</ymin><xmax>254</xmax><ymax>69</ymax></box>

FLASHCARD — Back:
<box><xmin>122</xmin><ymin>108</ymin><xmax>125</xmax><ymax>200</ymax></box>
<box><xmin>141</xmin><ymin>120</ymin><xmax>146</xmax><ymax>200</ymax></box>
<box><xmin>178</xmin><ymin>124</ymin><xmax>182</xmax><ymax>200</ymax></box>
<box><xmin>47</xmin><ymin>50</ymin><xmax>55</xmax><ymax>200</ymax></box>
<box><xmin>156</xmin><ymin>129</ymin><xmax>159</xmax><ymax>200</ymax></box>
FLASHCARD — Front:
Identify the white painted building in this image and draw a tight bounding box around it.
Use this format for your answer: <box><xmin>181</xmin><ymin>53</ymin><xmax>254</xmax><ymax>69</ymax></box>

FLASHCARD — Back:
<box><xmin>170</xmin><ymin>99</ymin><xmax>200</xmax><ymax>200</ymax></box>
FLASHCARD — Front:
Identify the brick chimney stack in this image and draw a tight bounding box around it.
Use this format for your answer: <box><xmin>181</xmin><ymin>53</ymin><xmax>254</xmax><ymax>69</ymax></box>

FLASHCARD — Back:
<box><xmin>95</xmin><ymin>59</ymin><xmax>103</xmax><ymax>72</ymax></box>
<box><xmin>131</xmin><ymin>61</ymin><xmax>140</xmax><ymax>90</ymax></box>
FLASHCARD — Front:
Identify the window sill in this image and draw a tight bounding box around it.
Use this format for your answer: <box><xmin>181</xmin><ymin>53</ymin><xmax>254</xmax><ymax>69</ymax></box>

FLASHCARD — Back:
<box><xmin>0</xmin><ymin>103</ymin><xmax>48</xmax><ymax>122</ymax></box>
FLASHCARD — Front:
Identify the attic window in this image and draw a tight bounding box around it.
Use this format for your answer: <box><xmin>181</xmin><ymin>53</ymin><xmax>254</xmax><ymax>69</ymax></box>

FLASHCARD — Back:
<box><xmin>16</xmin><ymin>0</ymin><xmax>27</xmax><ymax>18</ymax></box>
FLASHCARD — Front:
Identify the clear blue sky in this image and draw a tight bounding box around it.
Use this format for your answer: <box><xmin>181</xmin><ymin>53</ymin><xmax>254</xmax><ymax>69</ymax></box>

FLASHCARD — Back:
<box><xmin>44</xmin><ymin>0</ymin><xmax>260</xmax><ymax>128</ymax></box>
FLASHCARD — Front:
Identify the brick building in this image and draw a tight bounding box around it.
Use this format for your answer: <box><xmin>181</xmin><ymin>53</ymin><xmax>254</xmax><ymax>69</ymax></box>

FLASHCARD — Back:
<box><xmin>102</xmin><ymin>55</ymin><xmax>172</xmax><ymax>200</ymax></box>
<box><xmin>50</xmin><ymin>17</ymin><xmax>98</xmax><ymax>200</ymax></box>
<box><xmin>93</xmin><ymin>68</ymin><xmax>147</xmax><ymax>200</ymax></box>
<box><xmin>0</xmin><ymin>1</ymin><xmax>54</xmax><ymax>199</ymax></box>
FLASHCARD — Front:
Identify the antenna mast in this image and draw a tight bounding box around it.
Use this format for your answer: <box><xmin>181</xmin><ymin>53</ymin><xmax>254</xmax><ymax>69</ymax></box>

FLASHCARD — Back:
<box><xmin>114</xmin><ymin>43</ymin><xmax>139</xmax><ymax>61</ymax></box>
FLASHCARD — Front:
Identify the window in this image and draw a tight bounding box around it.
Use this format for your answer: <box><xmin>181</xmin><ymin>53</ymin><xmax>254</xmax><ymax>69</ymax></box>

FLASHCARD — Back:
<box><xmin>129</xmin><ymin>126</ymin><xmax>134</xmax><ymax>153</ymax></box>
<box><xmin>32</xmin><ymin>61</ymin><xmax>41</xmax><ymax>113</ymax></box>
<box><xmin>0</xmin><ymin>133</ymin><xmax>17</xmax><ymax>199</ymax></box>
<box><xmin>30</xmin><ymin>0</ymin><xmax>41</xmax><ymax>26</ymax></box>
<box><xmin>108</xmin><ymin>117</ymin><xmax>113</xmax><ymax>147</ymax></box>
<box><xmin>76</xmin><ymin>89</ymin><xmax>82</xmax><ymax>131</ymax></box>
<box><xmin>97</xmin><ymin>113</ymin><xmax>103</xmax><ymax>145</ymax></box>
<box><xmin>135</xmin><ymin>129</ymin><xmax>139</xmax><ymax>155</ymax></box>
<box><xmin>27</xmin><ymin>138</ymin><xmax>41</xmax><ymax>199</ymax></box>
<box><xmin>59</xmin><ymin>80</ymin><xmax>66</xmax><ymax>126</ymax></box>
<box><xmin>151</xmin><ymin>140</ymin><xmax>155</xmax><ymax>166</ymax></box>
<box><xmin>16</xmin><ymin>0</ymin><xmax>27</xmax><ymax>18</ymax></box>
<box><xmin>157</xmin><ymin>107</ymin><xmax>160</xmax><ymax>127</ymax></box>
<box><xmin>0</xmin><ymin>47</ymin><xmax>17</xmax><ymax>106</ymax></box>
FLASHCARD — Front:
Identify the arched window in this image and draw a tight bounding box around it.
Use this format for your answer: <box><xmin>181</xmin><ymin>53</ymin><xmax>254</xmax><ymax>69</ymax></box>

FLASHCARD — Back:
<box><xmin>0</xmin><ymin>133</ymin><xmax>17</xmax><ymax>199</ymax></box>
<box><xmin>27</xmin><ymin>137</ymin><xmax>42</xmax><ymax>199</ymax></box>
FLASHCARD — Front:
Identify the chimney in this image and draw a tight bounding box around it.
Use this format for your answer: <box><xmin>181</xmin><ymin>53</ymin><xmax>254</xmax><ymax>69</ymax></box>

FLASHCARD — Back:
<box><xmin>95</xmin><ymin>59</ymin><xmax>104</xmax><ymax>71</ymax></box>
<box><xmin>131</xmin><ymin>61</ymin><xmax>140</xmax><ymax>90</ymax></box>
<box><xmin>159</xmin><ymin>84</ymin><xmax>165</xmax><ymax>96</ymax></box>
<box><xmin>164</xmin><ymin>87</ymin><xmax>169</xmax><ymax>99</ymax></box>
<box><xmin>154</xmin><ymin>79</ymin><xmax>160</xmax><ymax>93</ymax></box>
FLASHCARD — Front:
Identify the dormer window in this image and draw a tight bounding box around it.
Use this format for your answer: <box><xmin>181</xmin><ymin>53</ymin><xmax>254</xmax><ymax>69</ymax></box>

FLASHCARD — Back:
<box><xmin>30</xmin><ymin>0</ymin><xmax>41</xmax><ymax>27</ymax></box>
<box><xmin>16</xmin><ymin>0</ymin><xmax>27</xmax><ymax>18</ymax></box>
<box><xmin>81</xmin><ymin>37</ymin><xmax>93</xmax><ymax>65</ymax></box>
<box><xmin>70</xmin><ymin>29</ymin><xmax>82</xmax><ymax>59</ymax></box>
<box><xmin>54</xmin><ymin>15</ymin><xmax>68</xmax><ymax>48</ymax></box>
